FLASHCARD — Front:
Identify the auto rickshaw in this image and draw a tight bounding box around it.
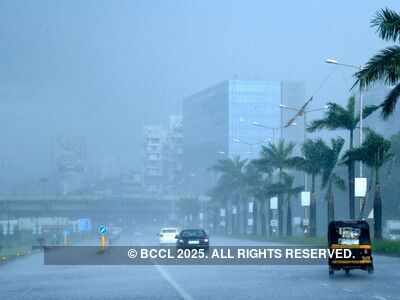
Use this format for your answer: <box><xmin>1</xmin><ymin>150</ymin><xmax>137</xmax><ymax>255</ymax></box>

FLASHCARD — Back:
<box><xmin>328</xmin><ymin>220</ymin><xmax>374</xmax><ymax>276</ymax></box>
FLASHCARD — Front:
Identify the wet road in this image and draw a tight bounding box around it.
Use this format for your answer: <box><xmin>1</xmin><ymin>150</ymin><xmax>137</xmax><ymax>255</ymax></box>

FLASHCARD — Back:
<box><xmin>1</xmin><ymin>233</ymin><xmax>400</xmax><ymax>300</ymax></box>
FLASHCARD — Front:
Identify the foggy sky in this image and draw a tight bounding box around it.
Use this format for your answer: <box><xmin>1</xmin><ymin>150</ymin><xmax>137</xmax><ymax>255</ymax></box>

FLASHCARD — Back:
<box><xmin>0</xmin><ymin>0</ymin><xmax>398</xmax><ymax>183</ymax></box>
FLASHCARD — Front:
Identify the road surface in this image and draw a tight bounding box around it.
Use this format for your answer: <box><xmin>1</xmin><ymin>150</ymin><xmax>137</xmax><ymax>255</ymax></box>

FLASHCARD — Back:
<box><xmin>1</xmin><ymin>233</ymin><xmax>400</xmax><ymax>300</ymax></box>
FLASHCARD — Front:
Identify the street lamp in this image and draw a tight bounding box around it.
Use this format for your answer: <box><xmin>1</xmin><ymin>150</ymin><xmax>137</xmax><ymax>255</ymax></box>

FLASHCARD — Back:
<box><xmin>252</xmin><ymin>122</ymin><xmax>279</xmax><ymax>143</ymax></box>
<box><xmin>325</xmin><ymin>58</ymin><xmax>364</xmax><ymax>177</ymax></box>
<box><xmin>280</xmin><ymin>104</ymin><xmax>328</xmax><ymax>190</ymax></box>
<box><xmin>232</xmin><ymin>138</ymin><xmax>267</xmax><ymax>157</ymax></box>
<box><xmin>252</xmin><ymin>122</ymin><xmax>297</xmax><ymax>143</ymax></box>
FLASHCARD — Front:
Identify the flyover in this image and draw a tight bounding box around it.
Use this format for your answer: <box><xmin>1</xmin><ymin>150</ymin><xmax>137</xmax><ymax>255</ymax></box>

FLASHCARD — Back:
<box><xmin>0</xmin><ymin>194</ymin><xmax>179</xmax><ymax>221</ymax></box>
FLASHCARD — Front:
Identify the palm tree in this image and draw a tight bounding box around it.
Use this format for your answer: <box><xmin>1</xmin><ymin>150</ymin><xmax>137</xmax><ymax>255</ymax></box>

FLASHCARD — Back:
<box><xmin>354</xmin><ymin>8</ymin><xmax>400</xmax><ymax>118</ymax></box>
<box><xmin>343</xmin><ymin>130</ymin><xmax>393</xmax><ymax>239</ymax></box>
<box><xmin>308</xmin><ymin>96</ymin><xmax>375</xmax><ymax>220</ymax></box>
<box><xmin>209</xmin><ymin>156</ymin><xmax>248</xmax><ymax>234</ymax></box>
<box><xmin>282</xmin><ymin>174</ymin><xmax>303</xmax><ymax>237</ymax></box>
<box><xmin>253</xmin><ymin>140</ymin><xmax>296</xmax><ymax>236</ymax></box>
<box><xmin>241</xmin><ymin>161</ymin><xmax>264</xmax><ymax>235</ymax></box>
<box><xmin>292</xmin><ymin>139</ymin><xmax>327</xmax><ymax>236</ymax></box>
<box><xmin>176</xmin><ymin>197</ymin><xmax>201</xmax><ymax>226</ymax></box>
<box><xmin>320</xmin><ymin>138</ymin><xmax>346</xmax><ymax>223</ymax></box>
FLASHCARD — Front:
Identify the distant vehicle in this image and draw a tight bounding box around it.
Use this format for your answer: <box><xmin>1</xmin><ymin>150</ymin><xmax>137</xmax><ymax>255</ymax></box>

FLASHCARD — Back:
<box><xmin>176</xmin><ymin>229</ymin><xmax>209</xmax><ymax>250</ymax></box>
<box><xmin>384</xmin><ymin>220</ymin><xmax>400</xmax><ymax>241</ymax></box>
<box><xmin>328</xmin><ymin>220</ymin><xmax>374</xmax><ymax>276</ymax></box>
<box><xmin>159</xmin><ymin>227</ymin><xmax>179</xmax><ymax>245</ymax></box>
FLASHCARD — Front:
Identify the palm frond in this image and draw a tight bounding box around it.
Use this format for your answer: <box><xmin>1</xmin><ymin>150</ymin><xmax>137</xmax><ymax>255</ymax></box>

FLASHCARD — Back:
<box><xmin>307</xmin><ymin>100</ymin><xmax>356</xmax><ymax>132</ymax></box>
<box><xmin>332</xmin><ymin>174</ymin><xmax>346</xmax><ymax>191</ymax></box>
<box><xmin>354</xmin><ymin>45</ymin><xmax>400</xmax><ymax>89</ymax></box>
<box><xmin>346</xmin><ymin>95</ymin><xmax>356</xmax><ymax>116</ymax></box>
<box><xmin>361</xmin><ymin>104</ymin><xmax>381</xmax><ymax>120</ymax></box>
<box><xmin>343</xmin><ymin>129</ymin><xmax>393</xmax><ymax>168</ymax></box>
<box><xmin>372</xmin><ymin>8</ymin><xmax>400</xmax><ymax>42</ymax></box>
<box><xmin>320</xmin><ymin>137</ymin><xmax>345</xmax><ymax>189</ymax></box>
<box><xmin>382</xmin><ymin>81</ymin><xmax>400</xmax><ymax>118</ymax></box>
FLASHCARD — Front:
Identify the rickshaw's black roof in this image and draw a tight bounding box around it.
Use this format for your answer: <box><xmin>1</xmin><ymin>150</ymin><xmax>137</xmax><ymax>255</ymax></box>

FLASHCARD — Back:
<box><xmin>328</xmin><ymin>220</ymin><xmax>371</xmax><ymax>244</ymax></box>
<box><xmin>328</xmin><ymin>220</ymin><xmax>370</xmax><ymax>230</ymax></box>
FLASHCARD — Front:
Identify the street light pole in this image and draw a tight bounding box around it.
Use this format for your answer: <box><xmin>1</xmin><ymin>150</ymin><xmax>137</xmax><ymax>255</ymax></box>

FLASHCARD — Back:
<box><xmin>279</xmin><ymin>104</ymin><xmax>328</xmax><ymax>191</ymax></box>
<box><xmin>252</xmin><ymin>122</ymin><xmax>295</xmax><ymax>145</ymax></box>
<box><xmin>325</xmin><ymin>58</ymin><xmax>364</xmax><ymax>177</ymax></box>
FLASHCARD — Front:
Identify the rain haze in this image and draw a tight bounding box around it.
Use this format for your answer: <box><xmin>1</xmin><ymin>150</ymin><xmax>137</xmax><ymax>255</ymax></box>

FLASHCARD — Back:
<box><xmin>0</xmin><ymin>0</ymin><xmax>397</xmax><ymax>179</ymax></box>
<box><xmin>1</xmin><ymin>1</ymin><xmax>400</xmax><ymax>300</ymax></box>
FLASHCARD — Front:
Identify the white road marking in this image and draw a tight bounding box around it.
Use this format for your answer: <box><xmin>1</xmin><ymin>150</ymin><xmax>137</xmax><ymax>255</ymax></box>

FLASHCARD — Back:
<box><xmin>342</xmin><ymin>288</ymin><xmax>353</xmax><ymax>293</ymax></box>
<box><xmin>154</xmin><ymin>264</ymin><xmax>194</xmax><ymax>300</ymax></box>
<box><xmin>320</xmin><ymin>282</ymin><xmax>329</xmax><ymax>287</ymax></box>
<box><xmin>126</xmin><ymin>238</ymin><xmax>193</xmax><ymax>300</ymax></box>
<box><xmin>373</xmin><ymin>296</ymin><xmax>388</xmax><ymax>300</ymax></box>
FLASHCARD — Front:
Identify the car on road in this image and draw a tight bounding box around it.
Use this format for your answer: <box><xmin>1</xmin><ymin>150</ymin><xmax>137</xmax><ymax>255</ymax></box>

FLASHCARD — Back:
<box><xmin>176</xmin><ymin>229</ymin><xmax>209</xmax><ymax>250</ymax></box>
<box><xmin>159</xmin><ymin>227</ymin><xmax>179</xmax><ymax>245</ymax></box>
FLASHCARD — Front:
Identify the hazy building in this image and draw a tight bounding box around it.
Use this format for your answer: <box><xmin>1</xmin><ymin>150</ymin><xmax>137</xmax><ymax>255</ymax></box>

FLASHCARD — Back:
<box><xmin>164</xmin><ymin>115</ymin><xmax>184</xmax><ymax>193</ymax></box>
<box><xmin>143</xmin><ymin>125</ymin><xmax>166</xmax><ymax>193</ymax></box>
<box><xmin>182</xmin><ymin>79</ymin><xmax>306</xmax><ymax>194</ymax></box>
<box><xmin>54</xmin><ymin>136</ymin><xmax>87</xmax><ymax>195</ymax></box>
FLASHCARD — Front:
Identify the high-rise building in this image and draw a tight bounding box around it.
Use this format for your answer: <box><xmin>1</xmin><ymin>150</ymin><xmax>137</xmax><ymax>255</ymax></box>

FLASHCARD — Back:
<box><xmin>183</xmin><ymin>79</ymin><xmax>305</xmax><ymax>193</ymax></box>
<box><xmin>164</xmin><ymin>115</ymin><xmax>183</xmax><ymax>193</ymax></box>
<box><xmin>54</xmin><ymin>136</ymin><xmax>87</xmax><ymax>195</ymax></box>
<box><xmin>143</xmin><ymin>116</ymin><xmax>184</xmax><ymax>194</ymax></box>
<box><xmin>143</xmin><ymin>125</ymin><xmax>166</xmax><ymax>193</ymax></box>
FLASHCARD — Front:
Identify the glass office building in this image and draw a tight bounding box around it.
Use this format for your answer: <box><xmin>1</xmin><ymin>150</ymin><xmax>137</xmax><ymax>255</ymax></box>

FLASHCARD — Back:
<box><xmin>183</xmin><ymin>80</ymin><xmax>305</xmax><ymax>193</ymax></box>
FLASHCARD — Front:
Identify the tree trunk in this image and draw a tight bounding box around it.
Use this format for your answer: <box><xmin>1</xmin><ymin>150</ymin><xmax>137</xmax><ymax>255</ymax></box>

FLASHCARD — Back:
<box><xmin>278</xmin><ymin>194</ymin><xmax>283</xmax><ymax>237</ymax></box>
<box><xmin>268</xmin><ymin>202</ymin><xmax>272</xmax><ymax>237</ymax></box>
<box><xmin>261</xmin><ymin>200</ymin><xmax>267</xmax><ymax>237</ymax></box>
<box><xmin>327</xmin><ymin>180</ymin><xmax>335</xmax><ymax>223</ymax></box>
<box><xmin>348</xmin><ymin>129</ymin><xmax>355</xmax><ymax>219</ymax></box>
<box><xmin>286</xmin><ymin>196</ymin><xmax>292</xmax><ymax>237</ymax></box>
<box><xmin>374</xmin><ymin>166</ymin><xmax>383</xmax><ymax>240</ymax></box>
<box><xmin>226</xmin><ymin>200</ymin><xmax>230</xmax><ymax>235</ymax></box>
<box><xmin>252</xmin><ymin>200</ymin><xmax>258</xmax><ymax>236</ymax></box>
<box><xmin>241</xmin><ymin>200</ymin><xmax>247</xmax><ymax>235</ymax></box>
<box><xmin>310</xmin><ymin>174</ymin><xmax>317</xmax><ymax>237</ymax></box>
<box><xmin>278</xmin><ymin>168</ymin><xmax>283</xmax><ymax>237</ymax></box>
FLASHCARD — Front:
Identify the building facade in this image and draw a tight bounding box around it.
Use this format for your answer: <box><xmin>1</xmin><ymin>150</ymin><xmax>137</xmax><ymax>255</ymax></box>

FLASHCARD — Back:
<box><xmin>164</xmin><ymin>115</ymin><xmax>184</xmax><ymax>193</ymax></box>
<box><xmin>183</xmin><ymin>80</ymin><xmax>305</xmax><ymax>194</ymax></box>
<box><xmin>143</xmin><ymin>116</ymin><xmax>184</xmax><ymax>194</ymax></box>
<box><xmin>143</xmin><ymin>126</ymin><xmax>166</xmax><ymax>193</ymax></box>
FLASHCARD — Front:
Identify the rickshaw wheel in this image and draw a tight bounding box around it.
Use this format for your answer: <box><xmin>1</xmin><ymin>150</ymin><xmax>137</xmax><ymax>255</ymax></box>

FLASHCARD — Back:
<box><xmin>367</xmin><ymin>265</ymin><xmax>374</xmax><ymax>274</ymax></box>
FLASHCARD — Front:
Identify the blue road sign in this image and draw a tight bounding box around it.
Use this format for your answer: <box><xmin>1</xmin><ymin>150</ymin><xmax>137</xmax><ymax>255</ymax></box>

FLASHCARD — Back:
<box><xmin>79</xmin><ymin>218</ymin><xmax>91</xmax><ymax>232</ymax></box>
<box><xmin>98</xmin><ymin>224</ymin><xmax>108</xmax><ymax>235</ymax></box>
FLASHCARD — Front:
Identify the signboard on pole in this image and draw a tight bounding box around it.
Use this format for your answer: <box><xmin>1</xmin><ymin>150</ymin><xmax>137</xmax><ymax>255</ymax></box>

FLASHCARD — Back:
<box><xmin>270</xmin><ymin>219</ymin><xmax>278</xmax><ymax>227</ymax></box>
<box><xmin>98</xmin><ymin>224</ymin><xmax>108</xmax><ymax>235</ymax></box>
<box><xmin>248</xmin><ymin>202</ymin><xmax>254</xmax><ymax>213</ymax></box>
<box><xmin>79</xmin><ymin>218</ymin><xmax>91</xmax><ymax>232</ymax></box>
<box><xmin>301</xmin><ymin>191</ymin><xmax>311</xmax><ymax>207</ymax></box>
<box><xmin>270</xmin><ymin>197</ymin><xmax>278</xmax><ymax>210</ymax></box>
<box><xmin>220</xmin><ymin>208</ymin><xmax>226</xmax><ymax>217</ymax></box>
<box><xmin>355</xmin><ymin>177</ymin><xmax>368</xmax><ymax>198</ymax></box>
<box><xmin>293</xmin><ymin>217</ymin><xmax>302</xmax><ymax>226</ymax></box>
